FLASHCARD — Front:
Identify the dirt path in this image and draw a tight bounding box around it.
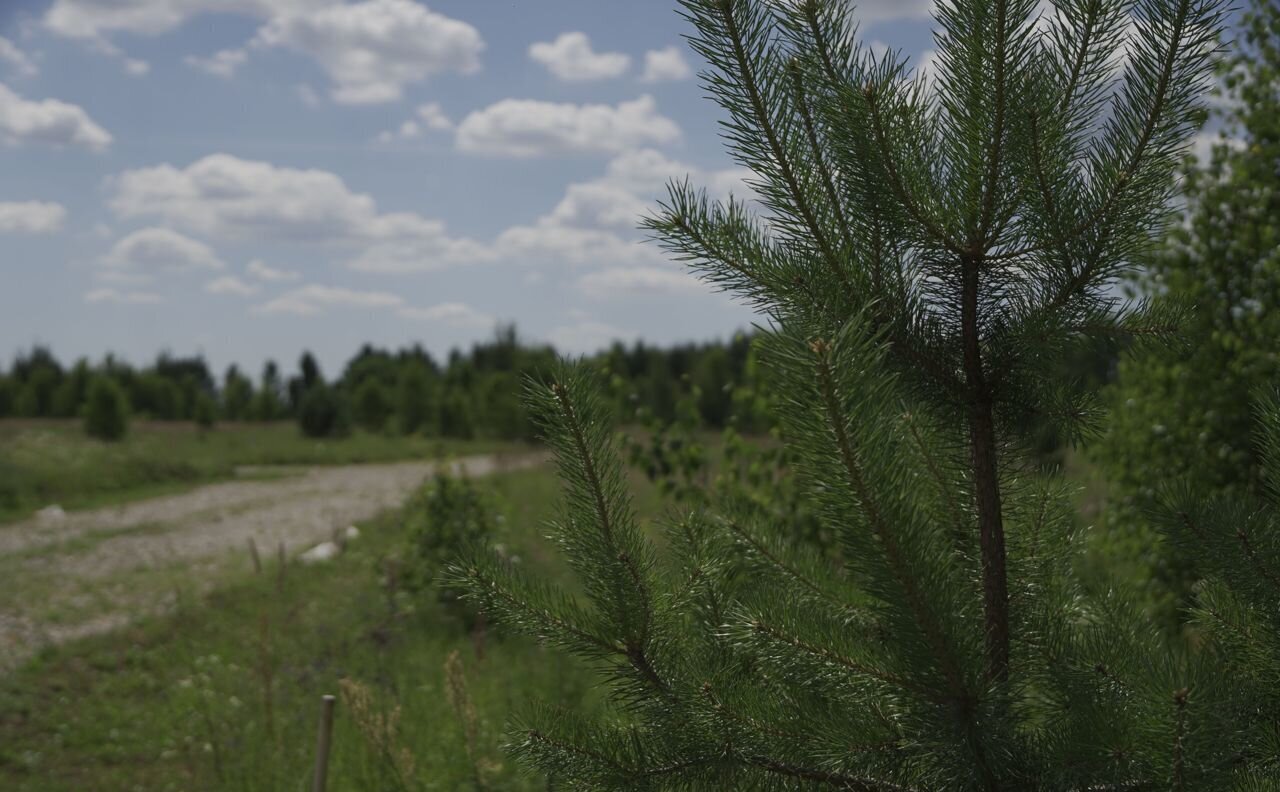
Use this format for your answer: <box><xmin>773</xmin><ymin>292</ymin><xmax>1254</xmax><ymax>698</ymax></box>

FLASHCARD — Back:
<box><xmin>0</xmin><ymin>452</ymin><xmax>542</xmax><ymax>670</ymax></box>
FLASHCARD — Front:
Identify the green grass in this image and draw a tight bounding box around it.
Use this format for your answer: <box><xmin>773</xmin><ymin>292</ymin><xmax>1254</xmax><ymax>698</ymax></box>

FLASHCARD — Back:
<box><xmin>0</xmin><ymin>463</ymin><xmax>666</xmax><ymax>791</ymax></box>
<box><xmin>0</xmin><ymin>419</ymin><xmax>525</xmax><ymax>524</ymax></box>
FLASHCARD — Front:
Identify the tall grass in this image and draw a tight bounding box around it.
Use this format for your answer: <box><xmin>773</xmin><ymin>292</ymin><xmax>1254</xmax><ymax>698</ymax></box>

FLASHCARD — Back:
<box><xmin>0</xmin><ymin>464</ymin><xmax>646</xmax><ymax>791</ymax></box>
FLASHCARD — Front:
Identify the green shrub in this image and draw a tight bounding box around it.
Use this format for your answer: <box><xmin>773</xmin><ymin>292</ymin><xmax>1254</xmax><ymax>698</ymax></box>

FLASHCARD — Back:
<box><xmin>353</xmin><ymin>378</ymin><xmax>393</xmax><ymax>432</ymax></box>
<box><xmin>297</xmin><ymin>386</ymin><xmax>350</xmax><ymax>439</ymax></box>
<box><xmin>396</xmin><ymin>363</ymin><xmax>434</xmax><ymax>435</ymax></box>
<box><xmin>193</xmin><ymin>392</ymin><xmax>217</xmax><ymax>431</ymax></box>
<box><xmin>83</xmin><ymin>377</ymin><xmax>130</xmax><ymax>442</ymax></box>
<box><xmin>401</xmin><ymin>474</ymin><xmax>495</xmax><ymax>611</ymax></box>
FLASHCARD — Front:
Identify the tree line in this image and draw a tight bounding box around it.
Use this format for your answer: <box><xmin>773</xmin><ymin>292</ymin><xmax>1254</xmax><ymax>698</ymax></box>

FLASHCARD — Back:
<box><xmin>0</xmin><ymin>326</ymin><xmax>770</xmax><ymax>440</ymax></box>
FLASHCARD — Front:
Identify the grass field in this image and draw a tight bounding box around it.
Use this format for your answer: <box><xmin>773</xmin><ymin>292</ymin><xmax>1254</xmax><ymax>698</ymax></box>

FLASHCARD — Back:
<box><xmin>0</xmin><ymin>463</ymin><xmax>665</xmax><ymax>791</ymax></box>
<box><xmin>0</xmin><ymin>420</ymin><xmax>523</xmax><ymax>524</ymax></box>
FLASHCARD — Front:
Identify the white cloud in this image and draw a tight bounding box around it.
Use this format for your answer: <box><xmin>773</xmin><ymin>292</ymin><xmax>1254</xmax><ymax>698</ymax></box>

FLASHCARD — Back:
<box><xmin>185</xmin><ymin>48</ymin><xmax>247</xmax><ymax>78</ymax></box>
<box><xmin>398</xmin><ymin>302</ymin><xmax>493</xmax><ymax>329</ymax></box>
<box><xmin>253</xmin><ymin>0</ymin><xmax>484</xmax><ymax>104</ymax></box>
<box><xmin>529</xmin><ymin>32</ymin><xmax>629</xmax><ymax>82</ymax></box>
<box><xmin>492</xmin><ymin>224</ymin><xmax>662</xmax><ymax>267</ymax></box>
<box><xmin>578</xmin><ymin>267</ymin><xmax>706</xmax><ymax>298</ymax></box>
<box><xmin>110</xmin><ymin>154</ymin><xmax>487</xmax><ymax>273</ymax></box>
<box><xmin>543</xmin><ymin>148</ymin><xmax>751</xmax><ymax>230</ymax></box>
<box><xmin>101</xmin><ymin>227</ymin><xmax>226</xmax><ymax>275</ymax></box>
<box><xmin>110</xmin><ymin>154</ymin><xmax>388</xmax><ymax>241</ymax></box>
<box><xmin>375</xmin><ymin>102</ymin><xmax>452</xmax><ymax>143</ymax></box>
<box><xmin>1189</xmin><ymin>129</ymin><xmax>1246</xmax><ymax>164</ymax></box>
<box><xmin>0</xmin><ymin>201</ymin><xmax>66</xmax><ymax>234</ymax></box>
<box><xmin>47</xmin><ymin>1</ymin><xmax>480</xmax><ymax>102</ymax></box>
<box><xmin>43</xmin><ymin>0</ymin><xmax>312</xmax><ymax>38</ymax></box>
<box><xmin>456</xmin><ymin>95</ymin><xmax>680</xmax><ymax>158</ymax></box>
<box><xmin>639</xmin><ymin>47</ymin><xmax>691</xmax><ymax>83</ymax></box>
<box><xmin>546</xmin><ymin>320</ymin><xmax>635</xmax><ymax>355</ymax></box>
<box><xmin>85</xmin><ymin>287</ymin><xmax>163</xmax><ymax>305</ymax></box>
<box><xmin>451</xmin><ymin>149</ymin><xmax>749</xmax><ymax>273</ymax></box>
<box><xmin>0</xmin><ymin>82</ymin><xmax>112</xmax><ymax>150</ymax></box>
<box><xmin>205</xmin><ymin>275</ymin><xmax>260</xmax><ymax>296</ymax></box>
<box><xmin>0</xmin><ymin>37</ymin><xmax>38</xmax><ymax>77</ymax></box>
<box><xmin>254</xmin><ymin>284</ymin><xmax>404</xmax><ymax>316</ymax></box>
<box><xmin>247</xmin><ymin>259</ymin><xmax>301</xmax><ymax>282</ymax></box>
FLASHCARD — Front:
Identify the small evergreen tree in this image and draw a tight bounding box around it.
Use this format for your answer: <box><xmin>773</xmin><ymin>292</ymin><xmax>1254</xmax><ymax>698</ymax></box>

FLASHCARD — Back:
<box><xmin>83</xmin><ymin>377</ymin><xmax>129</xmax><ymax>442</ymax></box>
<box><xmin>450</xmin><ymin>0</ymin><xmax>1231</xmax><ymax>786</ymax></box>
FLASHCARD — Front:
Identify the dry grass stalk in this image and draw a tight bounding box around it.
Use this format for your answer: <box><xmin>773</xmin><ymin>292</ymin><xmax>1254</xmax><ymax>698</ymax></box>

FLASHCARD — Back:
<box><xmin>338</xmin><ymin>677</ymin><xmax>416</xmax><ymax>782</ymax></box>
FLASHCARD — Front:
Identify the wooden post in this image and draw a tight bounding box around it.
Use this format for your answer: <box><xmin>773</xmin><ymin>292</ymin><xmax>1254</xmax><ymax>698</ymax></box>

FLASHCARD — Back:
<box><xmin>276</xmin><ymin>541</ymin><xmax>287</xmax><ymax>592</ymax></box>
<box><xmin>248</xmin><ymin>537</ymin><xmax>262</xmax><ymax>574</ymax></box>
<box><xmin>311</xmin><ymin>694</ymin><xmax>336</xmax><ymax>792</ymax></box>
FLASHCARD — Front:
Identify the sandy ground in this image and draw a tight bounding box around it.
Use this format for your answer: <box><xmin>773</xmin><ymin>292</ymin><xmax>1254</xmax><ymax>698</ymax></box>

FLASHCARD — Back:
<box><xmin>0</xmin><ymin>452</ymin><xmax>542</xmax><ymax>671</ymax></box>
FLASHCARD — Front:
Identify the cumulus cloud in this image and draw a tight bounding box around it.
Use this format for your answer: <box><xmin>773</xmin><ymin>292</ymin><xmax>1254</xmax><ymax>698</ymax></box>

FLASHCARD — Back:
<box><xmin>110</xmin><ymin>154</ymin><xmax>488</xmax><ymax>274</ymax></box>
<box><xmin>398</xmin><ymin>302</ymin><xmax>493</xmax><ymax>329</ymax></box>
<box><xmin>47</xmin><ymin>1</ymin><xmax>481</xmax><ymax>103</ymax></box>
<box><xmin>578</xmin><ymin>266</ymin><xmax>705</xmax><ymax>298</ymax></box>
<box><xmin>375</xmin><ymin>102</ymin><xmax>453</xmax><ymax>143</ymax></box>
<box><xmin>44</xmin><ymin>0</ymin><xmax>305</xmax><ymax>38</ymax></box>
<box><xmin>0</xmin><ymin>201</ymin><xmax>66</xmax><ymax>234</ymax></box>
<box><xmin>0</xmin><ymin>37</ymin><xmax>38</xmax><ymax>77</ymax></box>
<box><xmin>254</xmin><ymin>284</ymin><xmax>404</xmax><ymax>316</ymax></box>
<box><xmin>529</xmin><ymin>32</ymin><xmax>629</xmax><ymax>82</ymax></box>
<box><xmin>185</xmin><ymin>48</ymin><xmax>248</xmax><ymax>77</ymax></box>
<box><xmin>85</xmin><ymin>287</ymin><xmax>163</xmax><ymax>304</ymax></box>
<box><xmin>101</xmin><ymin>227</ymin><xmax>226</xmax><ymax>275</ymax></box>
<box><xmin>0</xmin><ymin>82</ymin><xmax>112</xmax><ymax>150</ymax></box>
<box><xmin>639</xmin><ymin>46</ymin><xmax>691</xmax><ymax>83</ymax></box>
<box><xmin>456</xmin><ymin>95</ymin><xmax>680</xmax><ymax>158</ymax></box>
<box><xmin>459</xmin><ymin>148</ymin><xmax>751</xmax><ymax>273</ymax></box>
<box><xmin>247</xmin><ymin>259</ymin><xmax>301</xmax><ymax>282</ymax></box>
<box><xmin>543</xmin><ymin>147</ymin><xmax>751</xmax><ymax>230</ymax></box>
<box><xmin>253</xmin><ymin>0</ymin><xmax>484</xmax><ymax>104</ymax></box>
<box><xmin>205</xmin><ymin>275</ymin><xmax>260</xmax><ymax>296</ymax></box>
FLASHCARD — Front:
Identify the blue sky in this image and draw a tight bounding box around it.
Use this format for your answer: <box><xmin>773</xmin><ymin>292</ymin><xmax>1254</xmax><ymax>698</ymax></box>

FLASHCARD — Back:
<box><xmin>0</xmin><ymin>0</ymin><xmax>1218</xmax><ymax>375</ymax></box>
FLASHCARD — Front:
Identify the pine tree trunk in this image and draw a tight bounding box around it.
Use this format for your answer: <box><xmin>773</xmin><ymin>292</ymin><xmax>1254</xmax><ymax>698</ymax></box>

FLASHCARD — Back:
<box><xmin>961</xmin><ymin>257</ymin><xmax>1011</xmax><ymax>682</ymax></box>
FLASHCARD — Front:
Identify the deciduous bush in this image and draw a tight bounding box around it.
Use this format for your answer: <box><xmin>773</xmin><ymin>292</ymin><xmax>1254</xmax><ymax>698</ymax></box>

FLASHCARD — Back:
<box><xmin>298</xmin><ymin>386</ymin><xmax>350</xmax><ymax>439</ymax></box>
<box><xmin>83</xmin><ymin>377</ymin><xmax>129</xmax><ymax>442</ymax></box>
<box><xmin>402</xmin><ymin>474</ymin><xmax>495</xmax><ymax>613</ymax></box>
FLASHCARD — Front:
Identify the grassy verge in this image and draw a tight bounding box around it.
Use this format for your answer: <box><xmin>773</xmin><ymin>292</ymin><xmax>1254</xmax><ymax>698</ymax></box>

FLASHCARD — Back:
<box><xmin>0</xmin><ymin>420</ymin><xmax>524</xmax><ymax>524</ymax></box>
<box><xmin>0</xmin><ymin>463</ymin><xmax>664</xmax><ymax>791</ymax></box>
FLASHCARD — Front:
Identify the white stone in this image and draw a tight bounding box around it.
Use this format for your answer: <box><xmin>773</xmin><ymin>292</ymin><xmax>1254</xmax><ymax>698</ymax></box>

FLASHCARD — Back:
<box><xmin>343</xmin><ymin>525</ymin><xmax>360</xmax><ymax>541</ymax></box>
<box><xmin>36</xmin><ymin>504</ymin><xmax>66</xmax><ymax>522</ymax></box>
<box><xmin>299</xmin><ymin>541</ymin><xmax>340</xmax><ymax>564</ymax></box>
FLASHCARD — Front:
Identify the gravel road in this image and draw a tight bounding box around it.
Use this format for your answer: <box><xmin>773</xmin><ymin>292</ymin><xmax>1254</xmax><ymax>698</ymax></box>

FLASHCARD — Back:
<box><xmin>0</xmin><ymin>452</ymin><xmax>542</xmax><ymax>671</ymax></box>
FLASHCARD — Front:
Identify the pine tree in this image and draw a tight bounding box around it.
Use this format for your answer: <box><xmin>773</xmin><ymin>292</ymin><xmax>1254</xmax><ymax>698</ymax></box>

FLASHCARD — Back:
<box><xmin>450</xmin><ymin>0</ymin><xmax>1230</xmax><ymax>786</ymax></box>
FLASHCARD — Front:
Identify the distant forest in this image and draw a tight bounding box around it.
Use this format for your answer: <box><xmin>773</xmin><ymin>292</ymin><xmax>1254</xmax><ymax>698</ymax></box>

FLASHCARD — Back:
<box><xmin>0</xmin><ymin>327</ymin><xmax>772</xmax><ymax>440</ymax></box>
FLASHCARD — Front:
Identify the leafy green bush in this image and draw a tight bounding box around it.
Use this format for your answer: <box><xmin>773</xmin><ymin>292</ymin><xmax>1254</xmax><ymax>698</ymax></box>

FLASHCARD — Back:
<box><xmin>396</xmin><ymin>363</ymin><xmax>434</xmax><ymax>435</ymax></box>
<box><xmin>297</xmin><ymin>386</ymin><xmax>351</xmax><ymax>439</ymax></box>
<box><xmin>193</xmin><ymin>392</ymin><xmax>217</xmax><ymax>431</ymax></box>
<box><xmin>353</xmin><ymin>378</ymin><xmax>393</xmax><ymax>432</ymax></box>
<box><xmin>402</xmin><ymin>473</ymin><xmax>495</xmax><ymax>611</ymax></box>
<box><xmin>83</xmin><ymin>377</ymin><xmax>129</xmax><ymax>442</ymax></box>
